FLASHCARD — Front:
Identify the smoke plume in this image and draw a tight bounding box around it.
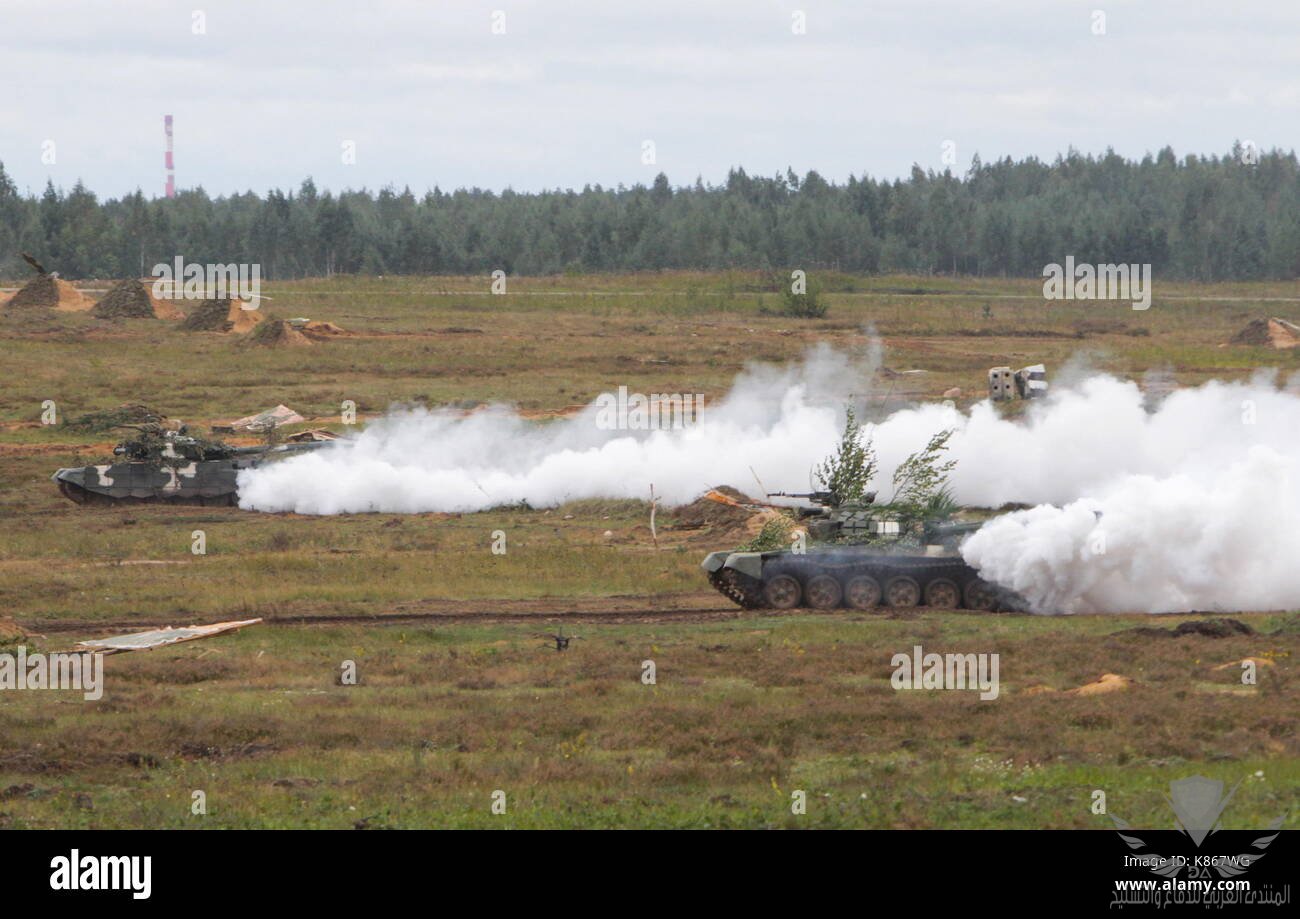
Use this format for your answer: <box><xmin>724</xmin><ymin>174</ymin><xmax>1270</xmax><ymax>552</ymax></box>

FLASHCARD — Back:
<box><xmin>238</xmin><ymin>345</ymin><xmax>1300</xmax><ymax>614</ymax></box>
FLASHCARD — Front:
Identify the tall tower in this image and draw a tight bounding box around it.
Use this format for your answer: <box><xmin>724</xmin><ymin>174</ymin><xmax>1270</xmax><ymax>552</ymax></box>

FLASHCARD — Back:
<box><xmin>164</xmin><ymin>115</ymin><xmax>175</xmax><ymax>198</ymax></box>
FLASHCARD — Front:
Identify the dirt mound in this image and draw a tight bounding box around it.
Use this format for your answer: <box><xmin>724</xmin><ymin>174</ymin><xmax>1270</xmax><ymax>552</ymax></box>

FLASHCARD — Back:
<box><xmin>301</xmin><ymin>320</ymin><xmax>350</xmax><ymax>338</ymax></box>
<box><xmin>671</xmin><ymin>486</ymin><xmax>758</xmax><ymax>530</ymax></box>
<box><xmin>1066</xmin><ymin>673</ymin><xmax>1136</xmax><ymax>696</ymax></box>
<box><xmin>181</xmin><ymin>298</ymin><xmax>264</xmax><ymax>333</ymax></box>
<box><xmin>1173</xmin><ymin>618</ymin><xmax>1255</xmax><ymax>638</ymax></box>
<box><xmin>91</xmin><ymin>279</ymin><xmax>182</xmax><ymax>320</ymax></box>
<box><xmin>226</xmin><ymin>300</ymin><xmax>263</xmax><ymax>333</ymax></box>
<box><xmin>5</xmin><ymin>275</ymin><xmax>94</xmax><ymax>312</ymax></box>
<box><xmin>247</xmin><ymin>318</ymin><xmax>313</xmax><ymax>348</ymax></box>
<box><xmin>1230</xmin><ymin>317</ymin><xmax>1300</xmax><ymax>349</ymax></box>
<box><xmin>1120</xmin><ymin>617</ymin><xmax>1255</xmax><ymax>640</ymax></box>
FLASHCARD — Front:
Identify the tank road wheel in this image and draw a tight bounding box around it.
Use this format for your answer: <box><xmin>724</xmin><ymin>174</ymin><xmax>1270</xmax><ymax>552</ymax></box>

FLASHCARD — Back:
<box><xmin>923</xmin><ymin>578</ymin><xmax>961</xmax><ymax>610</ymax></box>
<box><xmin>963</xmin><ymin>578</ymin><xmax>998</xmax><ymax>611</ymax></box>
<box><xmin>844</xmin><ymin>575</ymin><xmax>882</xmax><ymax>610</ymax></box>
<box><xmin>883</xmin><ymin>576</ymin><xmax>922</xmax><ymax>608</ymax></box>
<box><xmin>762</xmin><ymin>574</ymin><xmax>803</xmax><ymax>610</ymax></box>
<box><xmin>804</xmin><ymin>574</ymin><xmax>843</xmax><ymax>610</ymax></box>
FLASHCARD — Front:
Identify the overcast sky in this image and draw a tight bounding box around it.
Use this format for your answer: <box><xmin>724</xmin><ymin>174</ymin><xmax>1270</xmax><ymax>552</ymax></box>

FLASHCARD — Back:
<box><xmin>2</xmin><ymin>0</ymin><xmax>1297</xmax><ymax>199</ymax></box>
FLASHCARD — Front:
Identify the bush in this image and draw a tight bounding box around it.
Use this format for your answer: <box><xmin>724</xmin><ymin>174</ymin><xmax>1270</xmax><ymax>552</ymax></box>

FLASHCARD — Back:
<box><xmin>736</xmin><ymin>514</ymin><xmax>794</xmax><ymax>552</ymax></box>
<box><xmin>780</xmin><ymin>279</ymin><xmax>828</xmax><ymax>318</ymax></box>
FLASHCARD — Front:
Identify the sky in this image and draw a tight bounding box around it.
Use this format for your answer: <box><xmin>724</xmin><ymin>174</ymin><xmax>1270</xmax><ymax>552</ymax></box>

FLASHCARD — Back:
<box><xmin>1</xmin><ymin>0</ymin><xmax>1298</xmax><ymax>200</ymax></box>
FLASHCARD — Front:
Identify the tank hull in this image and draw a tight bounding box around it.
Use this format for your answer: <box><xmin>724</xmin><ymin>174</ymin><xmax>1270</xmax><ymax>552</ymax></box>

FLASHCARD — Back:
<box><xmin>703</xmin><ymin>546</ymin><xmax>1017</xmax><ymax>611</ymax></box>
<box><xmin>52</xmin><ymin>457</ymin><xmax>252</xmax><ymax>507</ymax></box>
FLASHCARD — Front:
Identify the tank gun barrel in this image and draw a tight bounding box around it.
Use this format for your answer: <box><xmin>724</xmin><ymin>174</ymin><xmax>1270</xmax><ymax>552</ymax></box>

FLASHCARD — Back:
<box><xmin>767</xmin><ymin>490</ymin><xmax>877</xmax><ymax>507</ymax></box>
<box><xmin>768</xmin><ymin>490</ymin><xmax>835</xmax><ymax>503</ymax></box>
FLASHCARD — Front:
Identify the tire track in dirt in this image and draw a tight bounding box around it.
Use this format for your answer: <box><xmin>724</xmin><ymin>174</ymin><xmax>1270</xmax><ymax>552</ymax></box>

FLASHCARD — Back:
<box><xmin>27</xmin><ymin>607</ymin><xmax>752</xmax><ymax>634</ymax></box>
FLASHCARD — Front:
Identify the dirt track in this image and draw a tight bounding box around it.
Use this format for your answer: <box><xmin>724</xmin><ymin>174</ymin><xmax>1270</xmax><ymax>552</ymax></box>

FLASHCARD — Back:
<box><xmin>23</xmin><ymin>595</ymin><xmax>752</xmax><ymax>634</ymax></box>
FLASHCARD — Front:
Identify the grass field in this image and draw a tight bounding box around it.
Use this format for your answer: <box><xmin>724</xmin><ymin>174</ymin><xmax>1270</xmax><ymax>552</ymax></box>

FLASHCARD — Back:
<box><xmin>0</xmin><ymin>271</ymin><xmax>1297</xmax><ymax>828</ymax></box>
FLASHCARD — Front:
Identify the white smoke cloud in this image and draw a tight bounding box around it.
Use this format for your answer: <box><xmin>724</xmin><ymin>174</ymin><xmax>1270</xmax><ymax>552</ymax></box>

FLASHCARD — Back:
<box><xmin>959</xmin><ymin>374</ymin><xmax>1300</xmax><ymax>614</ymax></box>
<box><xmin>239</xmin><ymin>345</ymin><xmax>1300</xmax><ymax>615</ymax></box>
<box><xmin>237</xmin><ymin>340</ymin><xmax>897</xmax><ymax>514</ymax></box>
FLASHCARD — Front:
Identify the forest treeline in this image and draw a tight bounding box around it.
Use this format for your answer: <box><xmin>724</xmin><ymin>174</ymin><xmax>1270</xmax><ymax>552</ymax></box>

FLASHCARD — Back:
<box><xmin>1</xmin><ymin>145</ymin><xmax>1297</xmax><ymax>282</ymax></box>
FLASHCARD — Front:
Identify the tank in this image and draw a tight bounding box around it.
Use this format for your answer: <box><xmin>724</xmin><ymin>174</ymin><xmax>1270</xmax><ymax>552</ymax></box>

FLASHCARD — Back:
<box><xmin>52</xmin><ymin>424</ymin><xmax>330</xmax><ymax>506</ymax></box>
<box><xmin>702</xmin><ymin>491</ymin><xmax>1020</xmax><ymax>611</ymax></box>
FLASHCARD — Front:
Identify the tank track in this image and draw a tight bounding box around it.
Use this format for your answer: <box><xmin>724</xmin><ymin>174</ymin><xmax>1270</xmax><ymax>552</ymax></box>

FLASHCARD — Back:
<box><xmin>707</xmin><ymin>568</ymin><xmax>765</xmax><ymax>609</ymax></box>
<box><xmin>707</xmin><ymin>552</ymin><xmax>1011</xmax><ymax>611</ymax></box>
<box><xmin>57</xmin><ymin>481</ymin><xmax>237</xmax><ymax>507</ymax></box>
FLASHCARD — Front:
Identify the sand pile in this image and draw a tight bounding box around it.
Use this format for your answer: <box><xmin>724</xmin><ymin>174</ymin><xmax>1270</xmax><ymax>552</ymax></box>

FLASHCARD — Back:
<box><xmin>1231</xmin><ymin>317</ymin><xmax>1300</xmax><ymax>349</ymax></box>
<box><xmin>0</xmin><ymin>617</ymin><xmax>26</xmax><ymax>643</ymax></box>
<box><xmin>225</xmin><ymin>299</ymin><xmax>263</xmax><ymax>333</ymax></box>
<box><xmin>301</xmin><ymin>320</ymin><xmax>350</xmax><ymax>338</ymax></box>
<box><xmin>92</xmin><ymin>279</ymin><xmax>183</xmax><ymax>320</ymax></box>
<box><xmin>1066</xmin><ymin>673</ymin><xmax>1136</xmax><ymax>696</ymax></box>
<box><xmin>247</xmin><ymin>318</ymin><xmax>313</xmax><ymax>348</ymax></box>
<box><xmin>5</xmin><ymin>275</ymin><xmax>95</xmax><ymax>312</ymax></box>
<box><xmin>181</xmin><ymin>298</ymin><xmax>264</xmax><ymax>332</ymax></box>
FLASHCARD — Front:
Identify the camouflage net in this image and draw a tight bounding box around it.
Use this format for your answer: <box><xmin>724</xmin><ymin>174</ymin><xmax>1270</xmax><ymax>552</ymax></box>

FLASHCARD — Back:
<box><xmin>180</xmin><ymin>298</ymin><xmax>234</xmax><ymax>331</ymax></box>
<box><xmin>92</xmin><ymin>280</ymin><xmax>157</xmax><ymax>319</ymax></box>
<box><xmin>66</xmin><ymin>404</ymin><xmax>165</xmax><ymax>433</ymax></box>
<box><xmin>114</xmin><ymin>424</ymin><xmax>236</xmax><ymax>467</ymax></box>
<box><xmin>6</xmin><ymin>275</ymin><xmax>58</xmax><ymax>309</ymax></box>
<box><xmin>247</xmin><ymin>318</ymin><xmax>312</xmax><ymax>347</ymax></box>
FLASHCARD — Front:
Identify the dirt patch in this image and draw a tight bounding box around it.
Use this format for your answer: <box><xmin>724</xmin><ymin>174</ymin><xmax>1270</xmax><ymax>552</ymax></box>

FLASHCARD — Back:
<box><xmin>180</xmin><ymin>298</ymin><xmax>264</xmax><ymax>332</ymax></box>
<box><xmin>1212</xmin><ymin>656</ymin><xmax>1274</xmax><ymax>672</ymax></box>
<box><xmin>1120</xmin><ymin>617</ymin><xmax>1255</xmax><ymax>639</ymax></box>
<box><xmin>178</xmin><ymin>741</ymin><xmax>277</xmax><ymax>761</ymax></box>
<box><xmin>5</xmin><ymin>275</ymin><xmax>94</xmax><ymax>312</ymax></box>
<box><xmin>954</xmin><ymin>327</ymin><xmax>1080</xmax><ymax>339</ymax></box>
<box><xmin>1066</xmin><ymin>673</ymin><xmax>1137</xmax><ymax>696</ymax></box>
<box><xmin>248</xmin><ymin>318</ymin><xmax>314</xmax><ymax>348</ymax></box>
<box><xmin>0</xmin><ymin>618</ymin><xmax>27</xmax><ymax>642</ymax></box>
<box><xmin>301</xmin><ymin>320</ymin><xmax>351</xmax><ymax>338</ymax></box>
<box><xmin>1230</xmin><ymin>317</ymin><xmax>1300</xmax><ymax>349</ymax></box>
<box><xmin>91</xmin><ymin>279</ymin><xmax>182</xmax><ymax>320</ymax></box>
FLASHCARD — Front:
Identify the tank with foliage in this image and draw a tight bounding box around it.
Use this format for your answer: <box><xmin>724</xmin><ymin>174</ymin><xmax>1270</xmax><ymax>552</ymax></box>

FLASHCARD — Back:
<box><xmin>52</xmin><ymin>423</ymin><xmax>330</xmax><ymax>506</ymax></box>
<box><xmin>702</xmin><ymin>411</ymin><xmax>1020</xmax><ymax>611</ymax></box>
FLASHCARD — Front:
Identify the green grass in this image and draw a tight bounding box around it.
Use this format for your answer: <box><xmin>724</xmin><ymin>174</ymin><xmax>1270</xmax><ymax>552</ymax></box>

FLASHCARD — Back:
<box><xmin>0</xmin><ymin>614</ymin><xmax>1295</xmax><ymax>829</ymax></box>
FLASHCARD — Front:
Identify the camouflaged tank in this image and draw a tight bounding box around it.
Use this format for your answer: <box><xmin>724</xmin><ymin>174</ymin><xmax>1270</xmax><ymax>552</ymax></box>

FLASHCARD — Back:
<box><xmin>52</xmin><ymin>424</ymin><xmax>329</xmax><ymax>506</ymax></box>
<box><xmin>702</xmin><ymin>491</ymin><xmax>1019</xmax><ymax>611</ymax></box>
